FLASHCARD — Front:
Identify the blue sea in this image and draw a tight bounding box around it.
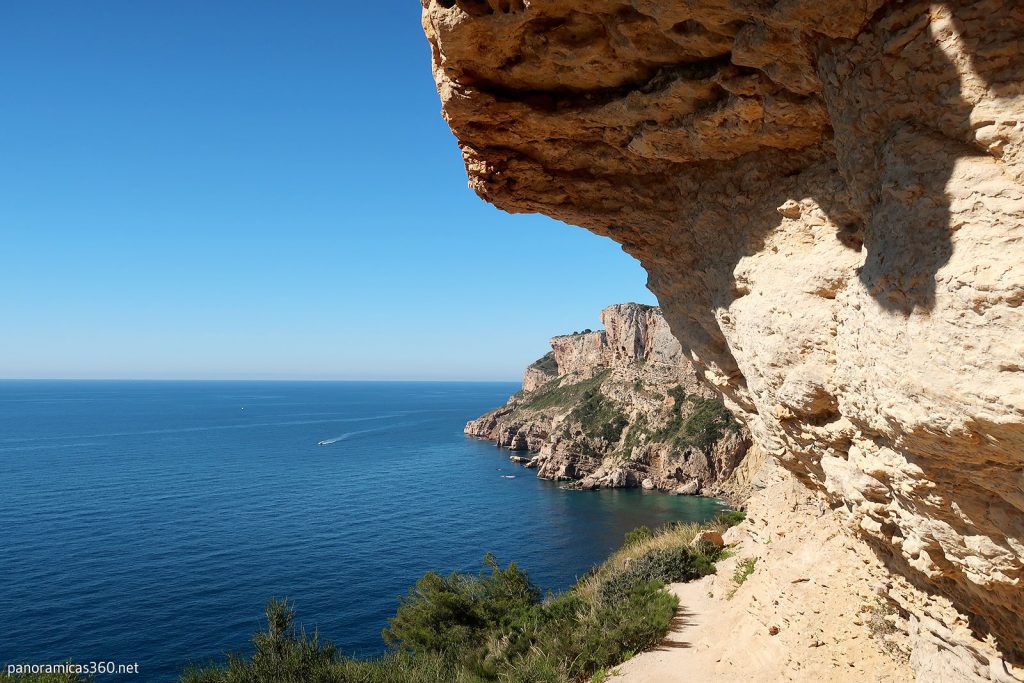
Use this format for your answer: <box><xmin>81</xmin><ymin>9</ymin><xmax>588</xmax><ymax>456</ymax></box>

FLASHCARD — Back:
<box><xmin>0</xmin><ymin>381</ymin><xmax>726</xmax><ymax>681</ymax></box>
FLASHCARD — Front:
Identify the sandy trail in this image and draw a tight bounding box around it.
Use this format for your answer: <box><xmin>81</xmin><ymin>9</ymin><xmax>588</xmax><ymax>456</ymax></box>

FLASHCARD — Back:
<box><xmin>613</xmin><ymin>462</ymin><xmax>915</xmax><ymax>683</ymax></box>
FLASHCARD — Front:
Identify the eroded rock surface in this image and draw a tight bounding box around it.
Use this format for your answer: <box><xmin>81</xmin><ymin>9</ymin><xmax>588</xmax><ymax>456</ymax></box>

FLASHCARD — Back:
<box><xmin>466</xmin><ymin>303</ymin><xmax>750</xmax><ymax>498</ymax></box>
<box><xmin>424</xmin><ymin>0</ymin><xmax>1024</xmax><ymax>678</ymax></box>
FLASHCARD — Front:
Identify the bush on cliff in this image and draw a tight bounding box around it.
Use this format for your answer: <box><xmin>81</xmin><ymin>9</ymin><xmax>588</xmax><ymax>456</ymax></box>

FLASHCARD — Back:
<box><xmin>382</xmin><ymin>553</ymin><xmax>540</xmax><ymax>663</ymax></box>
<box><xmin>378</xmin><ymin>544</ymin><xmax>682</xmax><ymax>681</ymax></box>
<box><xmin>622</xmin><ymin>525</ymin><xmax>653</xmax><ymax>548</ymax></box>
<box><xmin>531</xmin><ymin>351</ymin><xmax>559</xmax><ymax>375</ymax></box>
<box><xmin>182</xmin><ymin>599</ymin><xmax>338</xmax><ymax>683</ymax></box>
<box><xmin>715</xmin><ymin>510</ymin><xmax>746</xmax><ymax>528</ymax></box>
<box><xmin>598</xmin><ymin>546</ymin><xmax>716</xmax><ymax>605</ymax></box>
<box><xmin>180</xmin><ymin>521</ymin><xmax>727</xmax><ymax>683</ymax></box>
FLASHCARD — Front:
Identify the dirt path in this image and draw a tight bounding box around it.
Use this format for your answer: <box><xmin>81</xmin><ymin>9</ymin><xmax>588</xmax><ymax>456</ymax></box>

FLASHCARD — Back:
<box><xmin>612</xmin><ymin>577</ymin><xmax>719</xmax><ymax>680</ymax></box>
<box><xmin>613</xmin><ymin>462</ymin><xmax>916</xmax><ymax>683</ymax></box>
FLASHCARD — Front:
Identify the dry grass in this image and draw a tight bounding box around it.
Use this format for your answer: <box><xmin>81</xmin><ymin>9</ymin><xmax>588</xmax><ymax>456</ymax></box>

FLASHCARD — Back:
<box><xmin>866</xmin><ymin>597</ymin><xmax>909</xmax><ymax>662</ymax></box>
<box><xmin>576</xmin><ymin>519</ymin><xmax>731</xmax><ymax>605</ymax></box>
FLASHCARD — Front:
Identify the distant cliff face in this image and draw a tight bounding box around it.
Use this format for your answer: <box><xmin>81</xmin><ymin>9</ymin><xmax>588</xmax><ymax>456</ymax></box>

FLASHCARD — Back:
<box><xmin>466</xmin><ymin>304</ymin><xmax>750</xmax><ymax>498</ymax></box>
<box><xmin>424</xmin><ymin>0</ymin><xmax>1024</xmax><ymax>677</ymax></box>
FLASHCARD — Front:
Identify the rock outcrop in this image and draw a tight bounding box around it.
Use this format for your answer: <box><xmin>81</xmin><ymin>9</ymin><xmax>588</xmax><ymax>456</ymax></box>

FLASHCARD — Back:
<box><xmin>424</xmin><ymin>0</ymin><xmax>1024</xmax><ymax>678</ymax></box>
<box><xmin>466</xmin><ymin>304</ymin><xmax>750</xmax><ymax>498</ymax></box>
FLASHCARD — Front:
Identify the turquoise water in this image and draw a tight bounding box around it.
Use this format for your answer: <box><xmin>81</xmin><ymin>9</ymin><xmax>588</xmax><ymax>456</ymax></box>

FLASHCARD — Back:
<box><xmin>0</xmin><ymin>381</ymin><xmax>726</xmax><ymax>680</ymax></box>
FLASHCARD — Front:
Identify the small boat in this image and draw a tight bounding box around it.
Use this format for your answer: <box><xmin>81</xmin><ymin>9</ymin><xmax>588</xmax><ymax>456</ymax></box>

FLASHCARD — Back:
<box><xmin>500</xmin><ymin>475</ymin><xmax>516</xmax><ymax>479</ymax></box>
<box><xmin>317</xmin><ymin>440</ymin><xmax>330</xmax><ymax>446</ymax></box>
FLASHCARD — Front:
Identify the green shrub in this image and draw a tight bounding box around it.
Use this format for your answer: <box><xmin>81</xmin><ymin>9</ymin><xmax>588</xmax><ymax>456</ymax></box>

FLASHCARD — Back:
<box><xmin>598</xmin><ymin>545</ymin><xmax>718</xmax><ymax>605</ymax></box>
<box><xmin>331</xmin><ymin>651</ymin><xmax>476</xmax><ymax>683</ymax></box>
<box><xmin>622</xmin><ymin>526</ymin><xmax>653</xmax><ymax>549</ymax></box>
<box><xmin>562</xmin><ymin>581</ymin><xmax>676</xmax><ymax>678</ymax></box>
<box><xmin>382</xmin><ymin>553</ymin><xmax>540</xmax><ymax>658</ymax></box>
<box><xmin>715</xmin><ymin>510</ymin><xmax>746</xmax><ymax>528</ymax></box>
<box><xmin>182</xmin><ymin>598</ymin><xmax>340</xmax><ymax>683</ymax></box>
<box><xmin>666</xmin><ymin>385</ymin><xmax>688</xmax><ymax>404</ymax></box>
<box><xmin>733</xmin><ymin>557</ymin><xmax>757</xmax><ymax>589</ymax></box>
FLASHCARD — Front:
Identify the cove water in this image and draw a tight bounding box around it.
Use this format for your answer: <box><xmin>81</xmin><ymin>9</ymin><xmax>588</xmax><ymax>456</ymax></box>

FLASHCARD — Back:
<box><xmin>0</xmin><ymin>381</ymin><xmax>726</xmax><ymax>681</ymax></box>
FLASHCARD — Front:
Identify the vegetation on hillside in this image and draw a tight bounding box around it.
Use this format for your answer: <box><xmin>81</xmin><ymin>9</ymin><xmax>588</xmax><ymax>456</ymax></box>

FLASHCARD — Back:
<box><xmin>566</xmin><ymin>386</ymin><xmax>629</xmax><ymax>444</ymax></box>
<box><xmin>512</xmin><ymin>371</ymin><xmax>741</xmax><ymax>471</ymax></box>
<box><xmin>519</xmin><ymin>370</ymin><xmax>610</xmax><ymax>412</ymax></box>
<box><xmin>652</xmin><ymin>386</ymin><xmax>739</xmax><ymax>452</ymax></box>
<box><xmin>620</xmin><ymin>413</ymin><xmax>650</xmax><ymax>457</ymax></box>
<box><xmin>175</xmin><ymin>515</ymin><xmax>744</xmax><ymax>683</ymax></box>
<box><xmin>530</xmin><ymin>351</ymin><xmax>559</xmax><ymax>376</ymax></box>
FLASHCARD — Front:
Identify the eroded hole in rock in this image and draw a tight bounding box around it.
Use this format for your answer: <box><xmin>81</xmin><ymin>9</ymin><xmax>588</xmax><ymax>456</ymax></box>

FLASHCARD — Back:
<box><xmin>457</xmin><ymin>0</ymin><xmax>494</xmax><ymax>17</ymax></box>
<box><xmin>435</xmin><ymin>0</ymin><xmax>456</xmax><ymax>8</ymax></box>
<box><xmin>837</xmin><ymin>223</ymin><xmax>864</xmax><ymax>251</ymax></box>
<box><xmin>525</xmin><ymin>16</ymin><xmax>567</xmax><ymax>33</ymax></box>
<box><xmin>633</xmin><ymin>58</ymin><xmax>731</xmax><ymax>101</ymax></box>
<box><xmin>614</xmin><ymin>6</ymin><xmax>648</xmax><ymax>22</ymax></box>
<box><xmin>498</xmin><ymin>53</ymin><xmax>524</xmax><ymax>70</ymax></box>
<box><xmin>720</xmin><ymin>20</ymin><xmax>748</xmax><ymax>36</ymax></box>
<box><xmin>672</xmin><ymin>19</ymin><xmax>710</xmax><ymax>36</ymax></box>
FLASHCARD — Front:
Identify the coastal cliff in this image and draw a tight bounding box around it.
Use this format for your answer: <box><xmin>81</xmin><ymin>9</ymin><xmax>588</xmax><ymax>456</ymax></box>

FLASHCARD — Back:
<box><xmin>424</xmin><ymin>1</ymin><xmax>1024</xmax><ymax>680</ymax></box>
<box><xmin>466</xmin><ymin>303</ymin><xmax>750</xmax><ymax>498</ymax></box>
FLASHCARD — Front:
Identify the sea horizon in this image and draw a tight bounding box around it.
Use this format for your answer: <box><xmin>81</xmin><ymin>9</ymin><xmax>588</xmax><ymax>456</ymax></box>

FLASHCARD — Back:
<box><xmin>0</xmin><ymin>378</ymin><xmax>525</xmax><ymax>384</ymax></box>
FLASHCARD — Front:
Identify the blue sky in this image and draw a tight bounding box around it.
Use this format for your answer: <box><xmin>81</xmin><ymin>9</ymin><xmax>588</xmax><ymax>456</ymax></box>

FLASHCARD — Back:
<box><xmin>0</xmin><ymin>2</ymin><xmax>656</xmax><ymax>380</ymax></box>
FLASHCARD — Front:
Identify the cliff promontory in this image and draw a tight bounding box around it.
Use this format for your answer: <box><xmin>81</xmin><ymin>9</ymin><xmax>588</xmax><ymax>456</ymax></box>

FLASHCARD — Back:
<box><xmin>424</xmin><ymin>0</ymin><xmax>1024</xmax><ymax>680</ymax></box>
<box><xmin>466</xmin><ymin>303</ymin><xmax>750</xmax><ymax>497</ymax></box>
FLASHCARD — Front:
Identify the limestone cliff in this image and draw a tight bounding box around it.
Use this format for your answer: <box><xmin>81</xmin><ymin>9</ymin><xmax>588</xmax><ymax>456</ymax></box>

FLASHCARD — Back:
<box><xmin>466</xmin><ymin>303</ymin><xmax>750</xmax><ymax>497</ymax></box>
<box><xmin>424</xmin><ymin>0</ymin><xmax>1024</xmax><ymax>679</ymax></box>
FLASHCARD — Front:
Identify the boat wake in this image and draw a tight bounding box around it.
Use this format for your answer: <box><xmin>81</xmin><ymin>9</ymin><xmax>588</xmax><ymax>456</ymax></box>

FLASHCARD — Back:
<box><xmin>317</xmin><ymin>421</ymin><xmax>422</xmax><ymax>447</ymax></box>
<box><xmin>0</xmin><ymin>412</ymin><xmax>416</xmax><ymax>445</ymax></box>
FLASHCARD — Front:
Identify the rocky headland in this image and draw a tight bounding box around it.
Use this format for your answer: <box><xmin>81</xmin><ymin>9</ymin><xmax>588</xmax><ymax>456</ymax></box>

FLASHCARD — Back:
<box><xmin>466</xmin><ymin>303</ymin><xmax>752</xmax><ymax>498</ymax></box>
<box><xmin>424</xmin><ymin>0</ymin><xmax>1024</xmax><ymax>680</ymax></box>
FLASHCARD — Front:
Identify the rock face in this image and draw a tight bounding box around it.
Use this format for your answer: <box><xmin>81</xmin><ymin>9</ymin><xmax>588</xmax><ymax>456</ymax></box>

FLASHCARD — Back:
<box><xmin>466</xmin><ymin>304</ymin><xmax>750</xmax><ymax>498</ymax></box>
<box><xmin>423</xmin><ymin>0</ymin><xmax>1024</xmax><ymax>677</ymax></box>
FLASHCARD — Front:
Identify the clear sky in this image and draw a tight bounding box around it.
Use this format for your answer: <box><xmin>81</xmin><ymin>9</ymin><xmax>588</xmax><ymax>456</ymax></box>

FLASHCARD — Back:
<box><xmin>0</xmin><ymin>2</ymin><xmax>656</xmax><ymax>381</ymax></box>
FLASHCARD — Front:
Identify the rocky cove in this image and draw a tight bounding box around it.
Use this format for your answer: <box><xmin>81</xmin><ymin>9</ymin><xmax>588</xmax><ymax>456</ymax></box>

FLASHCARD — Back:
<box><xmin>466</xmin><ymin>303</ymin><xmax>753</xmax><ymax>501</ymax></box>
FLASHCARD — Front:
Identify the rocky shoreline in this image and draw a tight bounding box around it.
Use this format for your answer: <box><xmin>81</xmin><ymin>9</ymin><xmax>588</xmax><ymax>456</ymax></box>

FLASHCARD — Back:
<box><xmin>466</xmin><ymin>304</ymin><xmax>752</xmax><ymax>502</ymax></box>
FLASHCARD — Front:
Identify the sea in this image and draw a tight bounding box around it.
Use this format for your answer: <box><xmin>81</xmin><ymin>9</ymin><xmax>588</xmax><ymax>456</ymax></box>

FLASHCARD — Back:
<box><xmin>0</xmin><ymin>380</ymin><xmax>727</xmax><ymax>681</ymax></box>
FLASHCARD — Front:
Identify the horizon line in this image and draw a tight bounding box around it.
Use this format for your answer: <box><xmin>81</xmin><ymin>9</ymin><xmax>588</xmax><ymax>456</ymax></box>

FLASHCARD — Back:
<box><xmin>0</xmin><ymin>377</ymin><xmax>523</xmax><ymax>383</ymax></box>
